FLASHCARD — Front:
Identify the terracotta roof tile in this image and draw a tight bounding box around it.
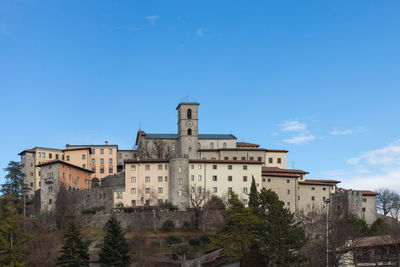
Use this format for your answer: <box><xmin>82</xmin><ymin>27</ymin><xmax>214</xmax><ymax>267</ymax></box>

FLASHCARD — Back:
<box><xmin>262</xmin><ymin>166</ymin><xmax>308</xmax><ymax>174</ymax></box>
<box><xmin>189</xmin><ymin>159</ymin><xmax>263</xmax><ymax>165</ymax></box>
<box><xmin>236</xmin><ymin>142</ymin><xmax>260</xmax><ymax>148</ymax></box>
<box><xmin>36</xmin><ymin>160</ymin><xmax>93</xmax><ymax>173</ymax></box>
<box><xmin>362</xmin><ymin>190</ymin><xmax>378</xmax><ymax>196</ymax></box>
<box><xmin>124</xmin><ymin>158</ymin><xmax>169</xmax><ymax>163</ymax></box>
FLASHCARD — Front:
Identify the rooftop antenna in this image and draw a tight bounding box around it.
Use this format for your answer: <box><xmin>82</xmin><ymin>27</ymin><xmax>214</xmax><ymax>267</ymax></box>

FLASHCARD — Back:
<box><xmin>289</xmin><ymin>161</ymin><xmax>295</xmax><ymax>169</ymax></box>
<box><xmin>139</xmin><ymin>121</ymin><xmax>141</xmax><ymax>131</ymax></box>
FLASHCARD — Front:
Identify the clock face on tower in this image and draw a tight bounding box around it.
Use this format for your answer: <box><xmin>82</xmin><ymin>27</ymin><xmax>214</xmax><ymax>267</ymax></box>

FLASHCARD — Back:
<box><xmin>186</xmin><ymin>121</ymin><xmax>193</xmax><ymax>127</ymax></box>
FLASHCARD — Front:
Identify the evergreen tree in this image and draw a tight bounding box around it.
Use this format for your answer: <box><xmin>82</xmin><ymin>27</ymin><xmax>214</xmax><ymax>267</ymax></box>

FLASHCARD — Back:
<box><xmin>99</xmin><ymin>216</ymin><xmax>130</xmax><ymax>267</ymax></box>
<box><xmin>248</xmin><ymin>176</ymin><xmax>258</xmax><ymax>208</ymax></box>
<box><xmin>212</xmin><ymin>191</ymin><xmax>261</xmax><ymax>263</ymax></box>
<box><xmin>0</xmin><ymin>196</ymin><xmax>28</xmax><ymax>267</ymax></box>
<box><xmin>56</xmin><ymin>222</ymin><xmax>89</xmax><ymax>267</ymax></box>
<box><xmin>255</xmin><ymin>188</ymin><xmax>306</xmax><ymax>266</ymax></box>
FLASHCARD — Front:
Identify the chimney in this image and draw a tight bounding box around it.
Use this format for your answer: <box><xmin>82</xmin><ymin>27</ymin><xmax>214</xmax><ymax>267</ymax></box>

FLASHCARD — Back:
<box><xmin>105</xmin><ymin>141</ymin><xmax>109</xmax><ymax>145</ymax></box>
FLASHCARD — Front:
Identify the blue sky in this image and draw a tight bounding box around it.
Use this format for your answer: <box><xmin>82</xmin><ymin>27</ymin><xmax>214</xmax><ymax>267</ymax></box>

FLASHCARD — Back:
<box><xmin>1</xmin><ymin>0</ymin><xmax>400</xmax><ymax>191</ymax></box>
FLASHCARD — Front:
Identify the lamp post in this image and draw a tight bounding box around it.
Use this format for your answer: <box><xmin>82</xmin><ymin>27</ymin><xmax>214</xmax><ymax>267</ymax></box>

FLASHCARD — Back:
<box><xmin>324</xmin><ymin>198</ymin><xmax>330</xmax><ymax>267</ymax></box>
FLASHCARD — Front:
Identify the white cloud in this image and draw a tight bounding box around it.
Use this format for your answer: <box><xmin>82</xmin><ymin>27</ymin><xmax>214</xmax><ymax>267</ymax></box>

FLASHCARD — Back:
<box><xmin>283</xmin><ymin>135</ymin><xmax>315</xmax><ymax>144</ymax></box>
<box><xmin>349</xmin><ymin>139</ymin><xmax>400</xmax><ymax>166</ymax></box>
<box><xmin>347</xmin><ymin>157</ymin><xmax>360</xmax><ymax>165</ymax></box>
<box><xmin>145</xmin><ymin>15</ymin><xmax>160</xmax><ymax>24</ymax></box>
<box><xmin>330</xmin><ymin>129</ymin><xmax>353</xmax><ymax>135</ymax></box>
<box><xmin>280</xmin><ymin>120</ymin><xmax>307</xmax><ymax>132</ymax></box>
<box><xmin>196</xmin><ymin>28</ymin><xmax>203</xmax><ymax>37</ymax></box>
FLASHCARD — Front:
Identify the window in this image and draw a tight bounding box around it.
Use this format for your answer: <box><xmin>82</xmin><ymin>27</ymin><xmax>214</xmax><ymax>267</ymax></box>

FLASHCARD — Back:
<box><xmin>131</xmin><ymin>177</ymin><xmax>136</xmax><ymax>183</ymax></box>
<box><xmin>258</xmin><ymin>157</ymin><xmax>262</xmax><ymax>162</ymax></box>
<box><xmin>243</xmin><ymin>165</ymin><xmax>247</xmax><ymax>170</ymax></box>
<box><xmin>109</xmin><ymin>167</ymin><xmax>113</xmax><ymax>173</ymax></box>
<box><xmin>118</xmin><ymin>153</ymin><xmax>122</xmax><ymax>159</ymax></box>
<box><xmin>191</xmin><ymin>187</ymin><xmax>195</xmax><ymax>193</ymax></box>
<box><xmin>117</xmin><ymin>192</ymin><xmax>123</xmax><ymax>199</ymax></box>
<box><xmin>269</xmin><ymin>158</ymin><xmax>273</xmax><ymax>163</ymax></box>
<box><xmin>100</xmin><ymin>158</ymin><xmax>104</xmax><ymax>164</ymax></box>
<box><xmin>66</xmin><ymin>156</ymin><xmax>70</xmax><ymax>161</ymax></box>
<box><xmin>158</xmin><ymin>187</ymin><xmax>163</xmax><ymax>194</ymax></box>
<box><xmin>212</xmin><ymin>176</ymin><xmax>217</xmax><ymax>181</ymax></box>
<box><xmin>223</xmin><ymin>143</ymin><xmax>226</xmax><ymax>148</ymax></box>
<box><xmin>243</xmin><ymin>187</ymin><xmax>248</xmax><ymax>193</ymax></box>
<box><xmin>187</xmin><ymin>108</ymin><xmax>192</xmax><ymax>119</ymax></box>
<box><xmin>42</xmin><ymin>152</ymin><xmax>45</xmax><ymax>158</ymax></box>
<box><xmin>228</xmin><ymin>187</ymin><xmax>232</xmax><ymax>192</ymax></box>
<box><xmin>178</xmin><ymin>166</ymin><xmax>182</xmax><ymax>173</ymax></box>
<box><xmin>213</xmin><ymin>187</ymin><xmax>217</xmax><ymax>193</ymax></box>
<box><xmin>224</xmin><ymin>157</ymin><xmax>229</xmax><ymax>160</ymax></box>
<box><xmin>287</xmin><ymin>189</ymin><xmax>290</xmax><ymax>195</ymax></box>
<box><xmin>243</xmin><ymin>199</ymin><xmax>248</xmax><ymax>205</ymax></box>
<box><xmin>109</xmin><ymin>148</ymin><xmax>112</xmax><ymax>154</ymax></box>
<box><xmin>191</xmin><ymin>175</ymin><xmax>194</xmax><ymax>181</ymax></box>
<box><xmin>178</xmin><ymin>178</ymin><xmax>183</xmax><ymax>185</ymax></box>
<box><xmin>241</xmin><ymin>157</ymin><xmax>246</xmax><ymax>160</ymax></box>
<box><xmin>165</xmin><ymin>176</ymin><xmax>168</xmax><ymax>182</ymax></box>
<box><xmin>211</xmin><ymin>157</ymin><xmax>216</xmax><ymax>160</ymax></box>
<box><xmin>165</xmin><ymin>165</ymin><xmax>168</xmax><ymax>170</ymax></box>
<box><xmin>323</xmin><ymin>196</ymin><xmax>326</xmax><ymax>201</ymax></box>
<box><xmin>100</xmin><ymin>148</ymin><xmax>104</xmax><ymax>154</ymax></box>
<box><xmin>262</xmin><ymin>178</ymin><xmax>265</xmax><ymax>182</ymax></box>
<box><xmin>362</xmin><ymin>207</ymin><xmax>366</xmax><ymax>212</ymax></box>
<box><xmin>178</xmin><ymin>190</ymin><xmax>182</xmax><ymax>196</ymax></box>
<box><xmin>323</xmin><ymin>187</ymin><xmax>326</xmax><ymax>191</ymax></box>
<box><xmin>311</xmin><ymin>196</ymin><xmax>315</xmax><ymax>201</ymax></box>
<box><xmin>158</xmin><ymin>164</ymin><xmax>163</xmax><ymax>170</ymax></box>
<box><xmin>145</xmin><ymin>165</ymin><xmax>150</xmax><ymax>170</ymax></box>
<box><xmin>132</xmin><ymin>200</ymin><xmax>136</xmax><ymax>207</ymax></box>
<box><xmin>243</xmin><ymin>176</ymin><xmax>248</xmax><ymax>182</ymax></box>
<box><xmin>198</xmin><ymin>187</ymin><xmax>202</xmax><ymax>193</ymax></box>
<box><xmin>91</xmin><ymin>148</ymin><xmax>95</xmax><ymax>154</ymax></box>
<box><xmin>49</xmin><ymin>199</ymin><xmax>52</xmax><ymax>204</ymax></box>
<box><xmin>363</xmin><ymin>198</ymin><xmax>367</xmax><ymax>202</ymax></box>
<box><xmin>131</xmin><ymin>165</ymin><xmax>136</xmax><ymax>171</ymax></box>
<box><xmin>277</xmin><ymin>158</ymin><xmax>282</xmax><ymax>164</ymax></box>
<box><xmin>83</xmin><ymin>164</ymin><xmax>86</xmax><ymax>169</ymax></box>
<box><xmin>198</xmin><ymin>175</ymin><xmax>202</xmax><ymax>181</ymax></box>
<box><xmin>210</xmin><ymin>143</ymin><xmax>214</xmax><ymax>149</ymax></box>
<box><xmin>191</xmin><ymin>164</ymin><xmax>194</xmax><ymax>169</ymax></box>
<box><xmin>188</xmin><ymin>129</ymin><xmax>192</xmax><ymax>135</ymax></box>
<box><xmin>228</xmin><ymin>176</ymin><xmax>232</xmax><ymax>182</ymax></box>
<box><xmin>145</xmin><ymin>199</ymin><xmax>150</xmax><ymax>206</ymax></box>
<box><xmin>145</xmin><ymin>177</ymin><xmax>150</xmax><ymax>182</ymax></box>
<box><xmin>268</xmin><ymin>178</ymin><xmax>271</xmax><ymax>182</ymax></box>
<box><xmin>82</xmin><ymin>154</ymin><xmax>86</xmax><ymax>160</ymax></box>
<box><xmin>91</xmin><ymin>166</ymin><xmax>95</xmax><ymax>172</ymax></box>
<box><xmin>158</xmin><ymin>176</ymin><xmax>163</xmax><ymax>182</ymax></box>
<box><xmin>92</xmin><ymin>158</ymin><xmax>95</xmax><ymax>164</ymax></box>
<box><xmin>49</xmin><ymin>153</ymin><xmax>52</xmax><ymax>159</ymax></box>
<box><xmin>213</xmin><ymin>165</ymin><xmax>217</xmax><ymax>169</ymax></box>
<box><xmin>109</xmin><ymin>158</ymin><xmax>113</xmax><ymax>164</ymax></box>
<box><xmin>38</xmin><ymin>153</ymin><xmax>41</xmax><ymax>158</ymax></box>
<box><xmin>298</xmin><ymin>196</ymin><xmax>300</xmax><ymax>200</ymax></box>
<box><xmin>311</xmin><ymin>187</ymin><xmax>315</xmax><ymax>191</ymax></box>
<box><xmin>287</xmin><ymin>202</ymin><xmax>290</xmax><ymax>206</ymax></box>
<box><xmin>145</xmin><ymin>188</ymin><xmax>150</xmax><ymax>194</ymax></box>
<box><xmin>30</xmin><ymin>172</ymin><xmax>33</xmax><ymax>176</ymax></box>
<box><xmin>286</xmin><ymin>179</ymin><xmax>290</xmax><ymax>183</ymax></box>
<box><xmin>233</xmin><ymin>157</ymin><xmax>237</xmax><ymax>160</ymax></box>
<box><xmin>228</xmin><ymin>165</ymin><xmax>232</xmax><ymax>170</ymax></box>
<box><xmin>100</xmin><ymin>167</ymin><xmax>104</xmax><ymax>173</ymax></box>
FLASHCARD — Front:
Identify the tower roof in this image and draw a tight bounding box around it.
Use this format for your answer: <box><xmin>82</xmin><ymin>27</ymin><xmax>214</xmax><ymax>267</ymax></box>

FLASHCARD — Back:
<box><xmin>176</xmin><ymin>102</ymin><xmax>200</xmax><ymax>110</ymax></box>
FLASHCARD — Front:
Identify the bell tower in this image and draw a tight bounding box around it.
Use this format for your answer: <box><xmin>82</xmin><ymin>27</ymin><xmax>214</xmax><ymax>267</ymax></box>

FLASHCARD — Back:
<box><xmin>177</xmin><ymin>102</ymin><xmax>199</xmax><ymax>159</ymax></box>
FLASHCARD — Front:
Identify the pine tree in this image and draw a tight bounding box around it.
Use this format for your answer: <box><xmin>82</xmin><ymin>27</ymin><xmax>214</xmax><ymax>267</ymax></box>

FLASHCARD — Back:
<box><xmin>256</xmin><ymin>188</ymin><xmax>306</xmax><ymax>266</ymax></box>
<box><xmin>0</xmin><ymin>196</ymin><xmax>29</xmax><ymax>266</ymax></box>
<box><xmin>248</xmin><ymin>176</ymin><xmax>258</xmax><ymax>208</ymax></box>
<box><xmin>212</xmin><ymin>191</ymin><xmax>261</xmax><ymax>263</ymax></box>
<box><xmin>99</xmin><ymin>216</ymin><xmax>130</xmax><ymax>267</ymax></box>
<box><xmin>56</xmin><ymin>222</ymin><xmax>90</xmax><ymax>267</ymax></box>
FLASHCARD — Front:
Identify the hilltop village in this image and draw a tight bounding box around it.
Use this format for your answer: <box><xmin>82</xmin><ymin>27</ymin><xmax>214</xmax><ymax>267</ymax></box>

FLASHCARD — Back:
<box><xmin>19</xmin><ymin>102</ymin><xmax>377</xmax><ymax>224</ymax></box>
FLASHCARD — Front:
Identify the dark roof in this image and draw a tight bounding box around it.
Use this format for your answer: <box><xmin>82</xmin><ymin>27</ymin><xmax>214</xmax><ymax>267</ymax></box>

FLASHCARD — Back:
<box><xmin>124</xmin><ymin>158</ymin><xmax>169</xmax><ymax>164</ymax></box>
<box><xmin>176</xmin><ymin>102</ymin><xmax>200</xmax><ymax>110</ymax></box>
<box><xmin>362</xmin><ymin>190</ymin><xmax>378</xmax><ymax>196</ymax></box>
<box><xmin>299</xmin><ymin>180</ymin><xmax>337</xmax><ymax>186</ymax></box>
<box><xmin>262</xmin><ymin>167</ymin><xmax>308</xmax><ymax>174</ymax></box>
<box><xmin>63</xmin><ymin>147</ymin><xmax>91</xmax><ymax>152</ymax></box>
<box><xmin>237</xmin><ymin>142</ymin><xmax>260</xmax><ymax>148</ymax></box>
<box><xmin>307</xmin><ymin>179</ymin><xmax>341</xmax><ymax>184</ymax></box>
<box><xmin>142</xmin><ymin>133</ymin><xmax>237</xmax><ymax>140</ymax></box>
<box><xmin>35</xmin><ymin>160</ymin><xmax>94</xmax><ymax>173</ymax></box>
<box><xmin>262</xmin><ymin>172</ymin><xmax>300</xmax><ymax>178</ymax></box>
<box><xmin>118</xmin><ymin>149</ymin><xmax>137</xmax><ymax>152</ymax></box>
<box><xmin>189</xmin><ymin>159</ymin><xmax>263</xmax><ymax>165</ymax></box>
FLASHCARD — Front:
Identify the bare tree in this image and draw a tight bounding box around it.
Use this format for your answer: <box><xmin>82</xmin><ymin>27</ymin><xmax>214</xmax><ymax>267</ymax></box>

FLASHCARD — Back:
<box><xmin>184</xmin><ymin>184</ymin><xmax>210</xmax><ymax>230</ymax></box>
<box><xmin>377</xmin><ymin>188</ymin><xmax>400</xmax><ymax>217</ymax></box>
<box><xmin>138</xmin><ymin>139</ymin><xmax>174</xmax><ymax>159</ymax></box>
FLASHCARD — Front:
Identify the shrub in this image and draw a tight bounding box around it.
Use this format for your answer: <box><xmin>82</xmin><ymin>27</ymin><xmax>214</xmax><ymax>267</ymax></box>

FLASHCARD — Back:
<box><xmin>81</xmin><ymin>205</ymin><xmax>105</xmax><ymax>215</ymax></box>
<box><xmin>181</xmin><ymin>221</ymin><xmax>193</xmax><ymax>231</ymax></box>
<box><xmin>162</xmin><ymin>220</ymin><xmax>175</xmax><ymax>231</ymax></box>
<box><xmin>159</xmin><ymin>202</ymin><xmax>178</xmax><ymax>211</ymax></box>
<box><xmin>166</xmin><ymin>235</ymin><xmax>182</xmax><ymax>245</ymax></box>
<box><xmin>199</xmin><ymin>233</ymin><xmax>210</xmax><ymax>244</ymax></box>
<box><xmin>121</xmin><ymin>207</ymin><xmax>134</xmax><ymax>213</ymax></box>
<box><xmin>151</xmin><ymin>239</ymin><xmax>161</xmax><ymax>248</ymax></box>
<box><xmin>188</xmin><ymin>237</ymin><xmax>201</xmax><ymax>247</ymax></box>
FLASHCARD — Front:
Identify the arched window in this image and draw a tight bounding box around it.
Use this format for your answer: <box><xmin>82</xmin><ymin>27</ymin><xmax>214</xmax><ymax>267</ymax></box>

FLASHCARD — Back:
<box><xmin>210</xmin><ymin>143</ymin><xmax>214</xmax><ymax>149</ymax></box>
<box><xmin>187</xmin><ymin>109</ymin><xmax>192</xmax><ymax>119</ymax></box>
<box><xmin>188</xmin><ymin>128</ymin><xmax>192</xmax><ymax>135</ymax></box>
<box><xmin>223</xmin><ymin>142</ymin><xmax>227</xmax><ymax>148</ymax></box>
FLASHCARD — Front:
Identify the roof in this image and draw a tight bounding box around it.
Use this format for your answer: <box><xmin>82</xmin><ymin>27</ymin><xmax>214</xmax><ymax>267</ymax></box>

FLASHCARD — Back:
<box><xmin>18</xmin><ymin>149</ymin><xmax>36</xmax><ymax>155</ymax></box>
<box><xmin>35</xmin><ymin>160</ymin><xmax>94</xmax><ymax>173</ymax></box>
<box><xmin>189</xmin><ymin>159</ymin><xmax>263</xmax><ymax>165</ymax></box>
<box><xmin>65</xmin><ymin>144</ymin><xmax>118</xmax><ymax>148</ymax></box>
<box><xmin>351</xmin><ymin>235</ymin><xmax>396</xmax><ymax>248</ymax></box>
<box><xmin>18</xmin><ymin>147</ymin><xmax>63</xmax><ymax>155</ymax></box>
<box><xmin>307</xmin><ymin>179</ymin><xmax>341</xmax><ymax>184</ymax></box>
<box><xmin>199</xmin><ymin>134</ymin><xmax>237</xmax><ymax>140</ymax></box>
<box><xmin>237</xmin><ymin>142</ymin><xmax>260</xmax><ymax>148</ymax></box>
<box><xmin>176</xmin><ymin>102</ymin><xmax>200</xmax><ymax>110</ymax></box>
<box><xmin>118</xmin><ymin>149</ymin><xmax>137</xmax><ymax>152</ymax></box>
<box><xmin>141</xmin><ymin>133</ymin><xmax>237</xmax><ymax>140</ymax></box>
<box><xmin>199</xmin><ymin>148</ymin><xmax>288</xmax><ymax>153</ymax></box>
<box><xmin>124</xmin><ymin>158</ymin><xmax>169</xmax><ymax>164</ymax></box>
<box><xmin>263</xmin><ymin>172</ymin><xmax>300</xmax><ymax>178</ymax></box>
<box><xmin>262</xmin><ymin>167</ymin><xmax>308</xmax><ymax>174</ymax></box>
<box><xmin>299</xmin><ymin>180</ymin><xmax>338</xmax><ymax>186</ymax></box>
<box><xmin>362</xmin><ymin>190</ymin><xmax>378</xmax><ymax>196</ymax></box>
<box><xmin>63</xmin><ymin>147</ymin><xmax>91</xmax><ymax>152</ymax></box>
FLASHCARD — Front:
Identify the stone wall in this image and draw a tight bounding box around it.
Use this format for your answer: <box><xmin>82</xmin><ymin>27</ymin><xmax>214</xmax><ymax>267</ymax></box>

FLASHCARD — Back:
<box><xmin>69</xmin><ymin>187</ymin><xmax>115</xmax><ymax>213</ymax></box>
